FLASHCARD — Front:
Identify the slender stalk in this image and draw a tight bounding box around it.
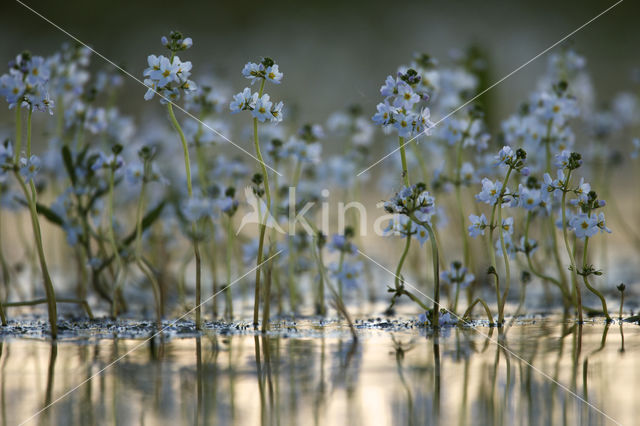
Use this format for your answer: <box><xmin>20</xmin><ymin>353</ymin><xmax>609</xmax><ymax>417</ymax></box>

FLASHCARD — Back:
<box><xmin>398</xmin><ymin>136</ymin><xmax>410</xmax><ymax>187</ymax></box>
<box><xmin>560</xmin><ymin>170</ymin><xmax>583</xmax><ymax>323</ymax></box>
<box><xmin>14</xmin><ymin>107</ymin><xmax>21</xmax><ymax>163</ymax></box>
<box><xmin>287</xmin><ymin>160</ymin><xmax>302</xmax><ymax>313</ymax></box>
<box><xmin>225</xmin><ymin>216</ymin><xmax>234</xmax><ymax>320</ymax></box>
<box><xmin>13</xmin><ymin>108</ymin><xmax>58</xmax><ymax>337</ymax></box>
<box><xmin>488</xmin><ymin>167</ymin><xmax>512</xmax><ymax>325</ymax></box>
<box><xmin>252</xmin><ymin>79</ymin><xmax>273</xmax><ymax>332</ymax></box>
<box><xmin>3</xmin><ymin>298</ymin><xmax>92</xmax><ymax>318</ymax></box>
<box><xmin>544</xmin><ymin>120</ymin><xmax>569</xmax><ymax>296</ymax></box>
<box><xmin>394</xmin><ymin>236</ymin><xmax>412</xmax><ymax>291</ymax></box>
<box><xmin>581</xmin><ymin>237</ymin><xmax>611</xmax><ymax>321</ymax></box>
<box><xmin>454</xmin><ymin>120</ymin><xmax>474</xmax><ymax>267</ymax></box>
<box><xmin>0</xmin><ymin>213</ymin><xmax>6</xmax><ymax>325</ymax></box>
<box><xmin>134</xmin><ymin>168</ymin><xmax>162</xmax><ymax>328</ymax></box>
<box><xmin>107</xmin><ymin>168</ymin><xmax>125</xmax><ymax>318</ymax></box>
<box><xmin>524</xmin><ymin>213</ymin><xmax>571</xmax><ymax>304</ymax></box>
<box><xmin>497</xmin><ymin>194</ymin><xmax>511</xmax><ymax>325</ymax></box>
<box><xmin>461</xmin><ymin>298</ymin><xmax>494</xmax><ymax>326</ymax></box>
<box><xmin>409</xmin><ymin>214</ymin><xmax>440</xmax><ymax>328</ymax></box>
<box><xmin>618</xmin><ymin>290</ymin><xmax>624</xmax><ymax>320</ymax></box>
<box><xmin>336</xmin><ymin>251</ymin><xmax>345</xmax><ymax>301</ymax></box>
<box><xmin>487</xmin><ymin>203</ymin><xmax>501</xmax><ymax>313</ymax></box>
<box><xmin>14</xmin><ymin>173</ymin><xmax>57</xmax><ymax>337</ymax></box>
<box><xmin>167</xmin><ymin>102</ymin><xmax>202</xmax><ymax>329</ymax></box>
<box><xmin>312</xmin><ymin>239</ymin><xmax>357</xmax><ymax>340</ymax></box>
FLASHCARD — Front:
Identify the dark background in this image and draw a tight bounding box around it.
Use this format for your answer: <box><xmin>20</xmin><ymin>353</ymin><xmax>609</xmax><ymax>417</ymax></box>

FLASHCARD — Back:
<box><xmin>0</xmin><ymin>0</ymin><xmax>637</xmax><ymax>138</ymax></box>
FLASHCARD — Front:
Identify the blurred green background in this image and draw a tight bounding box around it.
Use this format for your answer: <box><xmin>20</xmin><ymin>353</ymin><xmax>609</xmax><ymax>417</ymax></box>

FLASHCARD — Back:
<box><xmin>1</xmin><ymin>0</ymin><xmax>637</xmax><ymax>128</ymax></box>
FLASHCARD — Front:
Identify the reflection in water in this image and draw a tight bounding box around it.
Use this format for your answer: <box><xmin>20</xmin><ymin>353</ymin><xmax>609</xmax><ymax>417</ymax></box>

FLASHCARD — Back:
<box><xmin>0</xmin><ymin>319</ymin><xmax>638</xmax><ymax>425</ymax></box>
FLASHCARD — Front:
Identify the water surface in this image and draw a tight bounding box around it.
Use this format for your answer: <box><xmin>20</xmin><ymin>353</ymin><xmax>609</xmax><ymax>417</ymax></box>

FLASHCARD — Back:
<box><xmin>1</xmin><ymin>317</ymin><xmax>637</xmax><ymax>425</ymax></box>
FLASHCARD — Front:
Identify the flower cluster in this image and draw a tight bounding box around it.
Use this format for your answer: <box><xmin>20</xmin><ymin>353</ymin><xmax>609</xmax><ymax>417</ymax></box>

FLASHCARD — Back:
<box><xmin>143</xmin><ymin>32</ymin><xmax>197</xmax><ymax>102</ymax></box>
<box><xmin>0</xmin><ymin>51</ymin><xmax>54</xmax><ymax>113</ymax></box>
<box><xmin>229</xmin><ymin>57</ymin><xmax>284</xmax><ymax>123</ymax></box>
<box><xmin>440</xmin><ymin>261</ymin><xmax>475</xmax><ymax>289</ymax></box>
<box><xmin>328</xmin><ymin>228</ymin><xmax>363</xmax><ymax>289</ymax></box>
<box><xmin>383</xmin><ymin>183</ymin><xmax>437</xmax><ymax>245</ymax></box>
<box><xmin>372</xmin><ymin>69</ymin><xmax>434</xmax><ymax>137</ymax></box>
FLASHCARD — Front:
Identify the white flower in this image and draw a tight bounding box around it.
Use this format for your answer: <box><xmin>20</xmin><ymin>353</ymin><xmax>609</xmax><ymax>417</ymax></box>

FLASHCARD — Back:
<box><xmin>518</xmin><ymin>185</ymin><xmax>541</xmax><ymax>210</ymax></box>
<box><xmin>394</xmin><ymin>82</ymin><xmax>420</xmax><ymax>109</ymax></box>
<box><xmin>495</xmin><ymin>233</ymin><xmax>516</xmax><ymax>259</ymax></box>
<box><xmin>252</xmin><ymin>94</ymin><xmax>273</xmax><ymax>122</ymax></box>
<box><xmin>229</xmin><ymin>88</ymin><xmax>258</xmax><ymax>113</ymax></box>
<box><xmin>372</xmin><ymin>102</ymin><xmax>396</xmax><ymax>126</ymax></box>
<box><xmin>380</xmin><ymin>75</ymin><xmax>399</xmax><ymax>98</ymax></box>
<box><xmin>265</xmin><ymin>64</ymin><xmax>283</xmax><ymax>84</ymax></box>
<box><xmin>270</xmin><ymin>101</ymin><xmax>284</xmax><ymax>123</ymax></box>
<box><xmin>569</xmin><ymin>213</ymin><xmax>598</xmax><ymax>238</ymax></box>
<box><xmin>496</xmin><ymin>145</ymin><xmax>514</xmax><ymax>166</ymax></box>
<box><xmin>468</xmin><ymin>213</ymin><xmax>487</xmax><ymax>238</ymax></box>
<box><xmin>501</xmin><ymin>216</ymin><xmax>514</xmax><ymax>234</ymax></box>
<box><xmin>475</xmin><ymin>178</ymin><xmax>502</xmax><ymax>205</ymax></box>
<box><xmin>20</xmin><ymin>155</ymin><xmax>41</xmax><ymax>183</ymax></box>
<box><xmin>393</xmin><ymin>112</ymin><xmax>413</xmax><ymax>137</ymax></box>
<box><xmin>242</xmin><ymin>62</ymin><xmax>264</xmax><ymax>84</ymax></box>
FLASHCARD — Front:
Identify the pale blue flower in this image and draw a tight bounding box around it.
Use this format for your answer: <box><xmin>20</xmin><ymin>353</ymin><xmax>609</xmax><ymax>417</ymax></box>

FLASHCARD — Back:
<box><xmin>270</xmin><ymin>100</ymin><xmax>284</xmax><ymax>123</ymax></box>
<box><xmin>475</xmin><ymin>178</ymin><xmax>502</xmax><ymax>205</ymax></box>
<box><xmin>495</xmin><ymin>232</ymin><xmax>516</xmax><ymax>259</ymax></box>
<box><xmin>182</xmin><ymin>197</ymin><xmax>212</xmax><ymax>222</ymax></box>
<box><xmin>252</xmin><ymin>94</ymin><xmax>273</xmax><ymax>122</ymax></box>
<box><xmin>242</xmin><ymin>62</ymin><xmax>264</xmax><ymax>84</ymax></box>
<box><xmin>394</xmin><ymin>82</ymin><xmax>420</xmax><ymax>110</ymax></box>
<box><xmin>393</xmin><ymin>112</ymin><xmax>413</xmax><ymax>137</ymax></box>
<box><xmin>569</xmin><ymin>213</ymin><xmax>598</xmax><ymax>238</ymax></box>
<box><xmin>126</xmin><ymin>161</ymin><xmax>144</xmax><ymax>184</ymax></box>
<box><xmin>19</xmin><ymin>155</ymin><xmax>41</xmax><ymax>183</ymax></box>
<box><xmin>229</xmin><ymin>87</ymin><xmax>257</xmax><ymax>113</ymax></box>
<box><xmin>596</xmin><ymin>212</ymin><xmax>611</xmax><ymax>234</ymax></box>
<box><xmin>468</xmin><ymin>213</ymin><xmax>487</xmax><ymax>238</ymax></box>
<box><xmin>501</xmin><ymin>216</ymin><xmax>514</xmax><ymax>234</ymax></box>
<box><xmin>414</xmin><ymin>225</ymin><xmax>430</xmax><ymax>246</ymax></box>
<box><xmin>372</xmin><ymin>101</ymin><xmax>396</xmax><ymax>126</ymax></box>
<box><xmin>265</xmin><ymin>64</ymin><xmax>283</xmax><ymax>84</ymax></box>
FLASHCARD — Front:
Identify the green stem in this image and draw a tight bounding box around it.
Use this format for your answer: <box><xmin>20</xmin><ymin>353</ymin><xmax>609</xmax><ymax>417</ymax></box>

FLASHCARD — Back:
<box><xmin>497</xmin><ymin>193</ymin><xmax>511</xmax><ymax>325</ymax></box>
<box><xmin>337</xmin><ymin>251</ymin><xmax>345</xmax><ymax>301</ymax></box>
<box><xmin>544</xmin><ymin>119</ymin><xmax>569</xmax><ymax>297</ymax></box>
<box><xmin>14</xmin><ymin>172</ymin><xmax>57</xmax><ymax>337</ymax></box>
<box><xmin>488</xmin><ymin>167</ymin><xmax>512</xmax><ymax>325</ymax></box>
<box><xmin>561</xmin><ymin>170</ymin><xmax>583</xmax><ymax>323</ymax></box>
<box><xmin>398</xmin><ymin>136</ymin><xmax>410</xmax><ymax>187</ymax></box>
<box><xmin>107</xmin><ymin>169</ymin><xmax>125</xmax><ymax>318</ymax></box>
<box><xmin>409</xmin><ymin>214</ymin><xmax>440</xmax><ymax>328</ymax></box>
<box><xmin>394</xmin><ymin>235</ymin><xmax>412</xmax><ymax>291</ymax></box>
<box><xmin>287</xmin><ymin>160</ymin><xmax>302</xmax><ymax>313</ymax></box>
<box><xmin>581</xmin><ymin>237</ymin><xmax>611</xmax><ymax>321</ymax></box>
<box><xmin>225</xmin><ymin>216</ymin><xmax>234</xmax><ymax>320</ymax></box>
<box><xmin>524</xmin><ymin>213</ymin><xmax>571</xmax><ymax>304</ymax></box>
<box><xmin>3</xmin><ymin>298</ymin><xmax>92</xmax><ymax>318</ymax></box>
<box><xmin>461</xmin><ymin>298</ymin><xmax>494</xmax><ymax>326</ymax></box>
<box><xmin>134</xmin><ymin>168</ymin><xmax>162</xmax><ymax>328</ymax></box>
<box><xmin>455</xmin><ymin>120</ymin><xmax>473</xmax><ymax>267</ymax></box>
<box><xmin>619</xmin><ymin>291</ymin><xmax>624</xmax><ymax>320</ymax></box>
<box><xmin>14</xmin><ymin>107</ymin><xmax>21</xmax><ymax>163</ymax></box>
<box><xmin>167</xmin><ymin>102</ymin><xmax>201</xmax><ymax>329</ymax></box>
<box><xmin>252</xmin><ymin>79</ymin><xmax>272</xmax><ymax>332</ymax></box>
